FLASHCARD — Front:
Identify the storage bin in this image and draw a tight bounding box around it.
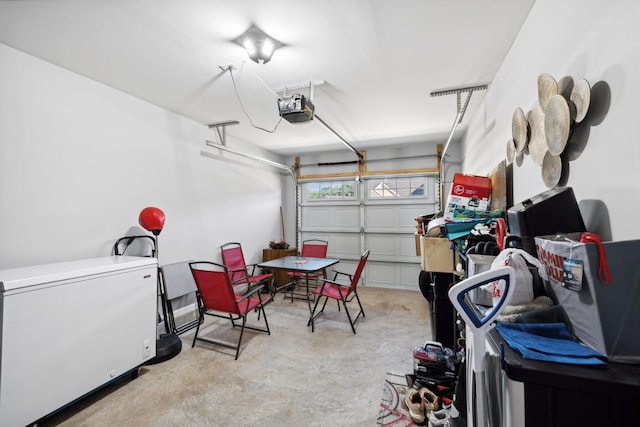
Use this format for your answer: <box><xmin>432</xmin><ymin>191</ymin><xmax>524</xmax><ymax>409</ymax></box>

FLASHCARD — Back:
<box><xmin>535</xmin><ymin>233</ymin><xmax>640</xmax><ymax>363</ymax></box>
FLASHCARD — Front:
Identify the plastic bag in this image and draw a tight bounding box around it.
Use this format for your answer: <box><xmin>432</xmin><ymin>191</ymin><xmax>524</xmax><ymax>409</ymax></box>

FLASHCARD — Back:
<box><xmin>483</xmin><ymin>248</ymin><xmax>547</xmax><ymax>306</ymax></box>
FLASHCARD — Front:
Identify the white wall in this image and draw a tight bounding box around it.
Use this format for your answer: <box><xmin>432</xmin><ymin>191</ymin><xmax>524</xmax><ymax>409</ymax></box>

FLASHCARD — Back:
<box><xmin>0</xmin><ymin>44</ymin><xmax>289</xmax><ymax>269</ymax></box>
<box><xmin>461</xmin><ymin>0</ymin><xmax>639</xmax><ymax>241</ymax></box>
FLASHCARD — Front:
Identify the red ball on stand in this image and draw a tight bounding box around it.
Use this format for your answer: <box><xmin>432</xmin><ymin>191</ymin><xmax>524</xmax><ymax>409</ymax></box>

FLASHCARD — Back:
<box><xmin>136</xmin><ymin>206</ymin><xmax>181</xmax><ymax>364</ymax></box>
<box><xmin>139</xmin><ymin>207</ymin><xmax>165</xmax><ymax>236</ymax></box>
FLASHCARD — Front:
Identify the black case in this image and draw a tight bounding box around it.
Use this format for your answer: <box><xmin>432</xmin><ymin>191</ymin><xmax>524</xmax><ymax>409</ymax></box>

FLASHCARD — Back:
<box><xmin>506</xmin><ymin>187</ymin><xmax>586</xmax><ymax>255</ymax></box>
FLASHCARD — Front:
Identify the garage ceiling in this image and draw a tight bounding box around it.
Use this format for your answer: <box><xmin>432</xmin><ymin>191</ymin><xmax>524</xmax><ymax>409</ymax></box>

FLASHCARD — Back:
<box><xmin>0</xmin><ymin>0</ymin><xmax>535</xmax><ymax>156</ymax></box>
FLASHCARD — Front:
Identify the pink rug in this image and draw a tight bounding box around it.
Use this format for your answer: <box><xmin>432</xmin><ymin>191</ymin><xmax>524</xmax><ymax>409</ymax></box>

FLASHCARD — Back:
<box><xmin>376</xmin><ymin>371</ymin><xmax>420</xmax><ymax>426</ymax></box>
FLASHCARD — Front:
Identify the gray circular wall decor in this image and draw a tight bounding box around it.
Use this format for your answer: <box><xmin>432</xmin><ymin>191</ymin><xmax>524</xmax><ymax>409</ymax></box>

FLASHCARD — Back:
<box><xmin>570</xmin><ymin>78</ymin><xmax>591</xmax><ymax>123</ymax></box>
<box><xmin>541</xmin><ymin>151</ymin><xmax>562</xmax><ymax>188</ymax></box>
<box><xmin>512</xmin><ymin>107</ymin><xmax>529</xmax><ymax>152</ymax></box>
<box><xmin>545</xmin><ymin>94</ymin><xmax>571</xmax><ymax>156</ymax></box>
<box><xmin>527</xmin><ymin>106</ymin><xmax>548</xmax><ymax>166</ymax></box>
<box><xmin>538</xmin><ymin>73</ymin><xmax>558</xmax><ymax>113</ymax></box>
<box><xmin>506</xmin><ymin>138</ymin><xmax>516</xmax><ymax>163</ymax></box>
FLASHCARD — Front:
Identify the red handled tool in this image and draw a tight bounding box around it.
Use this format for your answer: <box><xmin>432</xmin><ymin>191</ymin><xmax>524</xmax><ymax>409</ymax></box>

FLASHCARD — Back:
<box><xmin>495</xmin><ymin>218</ymin><xmax>506</xmax><ymax>251</ymax></box>
<box><xmin>580</xmin><ymin>232</ymin><xmax>612</xmax><ymax>284</ymax></box>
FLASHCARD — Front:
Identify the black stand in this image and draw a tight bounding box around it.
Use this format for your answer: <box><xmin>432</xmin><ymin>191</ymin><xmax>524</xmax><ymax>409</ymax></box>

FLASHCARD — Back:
<box><xmin>432</xmin><ymin>273</ymin><xmax>455</xmax><ymax>350</ymax></box>
<box><xmin>146</xmin><ymin>333</ymin><xmax>182</xmax><ymax>365</ymax></box>
<box><xmin>145</xmin><ymin>236</ymin><xmax>182</xmax><ymax>365</ymax></box>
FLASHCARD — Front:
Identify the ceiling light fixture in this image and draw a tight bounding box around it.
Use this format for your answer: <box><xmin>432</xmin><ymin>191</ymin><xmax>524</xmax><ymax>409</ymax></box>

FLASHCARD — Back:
<box><xmin>233</xmin><ymin>25</ymin><xmax>283</xmax><ymax>64</ymax></box>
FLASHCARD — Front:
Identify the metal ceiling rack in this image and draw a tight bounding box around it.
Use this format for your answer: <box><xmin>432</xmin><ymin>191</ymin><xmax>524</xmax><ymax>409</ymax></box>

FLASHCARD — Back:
<box><xmin>275</xmin><ymin>80</ymin><xmax>326</xmax><ymax>98</ymax></box>
<box><xmin>206</xmin><ymin>120</ymin><xmax>239</xmax><ymax>146</ymax></box>
<box><xmin>430</xmin><ymin>82</ymin><xmax>489</xmax><ymax>208</ymax></box>
<box><xmin>205</xmin><ymin>120</ymin><xmax>295</xmax><ymax>180</ymax></box>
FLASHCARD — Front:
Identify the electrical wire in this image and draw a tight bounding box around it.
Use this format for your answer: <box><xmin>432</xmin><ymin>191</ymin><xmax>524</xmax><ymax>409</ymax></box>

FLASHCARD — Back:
<box><xmin>227</xmin><ymin>64</ymin><xmax>282</xmax><ymax>133</ymax></box>
<box><xmin>240</xmin><ymin>61</ymin><xmax>281</xmax><ymax>97</ymax></box>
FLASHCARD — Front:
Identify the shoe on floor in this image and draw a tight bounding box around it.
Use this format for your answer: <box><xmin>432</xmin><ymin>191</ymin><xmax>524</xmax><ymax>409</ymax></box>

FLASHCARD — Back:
<box><xmin>430</xmin><ymin>408</ymin><xmax>449</xmax><ymax>420</ymax></box>
<box><xmin>404</xmin><ymin>388</ymin><xmax>426</xmax><ymax>424</ymax></box>
<box><xmin>428</xmin><ymin>408</ymin><xmax>463</xmax><ymax>427</ymax></box>
<box><xmin>428</xmin><ymin>416</ymin><xmax>451</xmax><ymax>427</ymax></box>
<box><xmin>420</xmin><ymin>387</ymin><xmax>441</xmax><ymax>416</ymax></box>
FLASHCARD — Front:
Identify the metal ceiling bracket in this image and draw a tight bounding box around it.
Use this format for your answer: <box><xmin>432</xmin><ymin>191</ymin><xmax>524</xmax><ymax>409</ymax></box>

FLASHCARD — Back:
<box><xmin>430</xmin><ymin>83</ymin><xmax>489</xmax><ymax>98</ymax></box>
<box><xmin>430</xmin><ymin>82</ymin><xmax>488</xmax><ymax>207</ymax></box>
<box><xmin>431</xmin><ymin>82</ymin><xmax>488</xmax><ymax>126</ymax></box>
<box><xmin>205</xmin><ymin>120</ymin><xmax>240</xmax><ymax>146</ymax></box>
<box><xmin>205</xmin><ymin>139</ymin><xmax>295</xmax><ymax>180</ymax></box>
<box><xmin>204</xmin><ymin>120</ymin><xmax>293</xmax><ymax>178</ymax></box>
<box><xmin>218</xmin><ymin>64</ymin><xmax>237</xmax><ymax>72</ymax></box>
<box><xmin>430</xmin><ymin>82</ymin><xmax>489</xmax><ymax>161</ymax></box>
<box><xmin>275</xmin><ymin>80</ymin><xmax>326</xmax><ymax>100</ymax></box>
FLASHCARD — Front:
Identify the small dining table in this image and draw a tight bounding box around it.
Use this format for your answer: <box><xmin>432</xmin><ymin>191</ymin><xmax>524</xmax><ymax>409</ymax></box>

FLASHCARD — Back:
<box><xmin>257</xmin><ymin>256</ymin><xmax>340</xmax><ymax>302</ymax></box>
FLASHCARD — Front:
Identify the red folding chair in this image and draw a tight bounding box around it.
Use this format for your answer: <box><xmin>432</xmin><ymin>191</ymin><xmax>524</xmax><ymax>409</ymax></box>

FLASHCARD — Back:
<box><xmin>220</xmin><ymin>242</ymin><xmax>273</xmax><ymax>295</ymax></box>
<box><xmin>285</xmin><ymin>239</ymin><xmax>328</xmax><ymax>301</ymax></box>
<box><xmin>189</xmin><ymin>261</ymin><xmax>270</xmax><ymax>360</ymax></box>
<box><xmin>309</xmin><ymin>250</ymin><xmax>369</xmax><ymax>333</ymax></box>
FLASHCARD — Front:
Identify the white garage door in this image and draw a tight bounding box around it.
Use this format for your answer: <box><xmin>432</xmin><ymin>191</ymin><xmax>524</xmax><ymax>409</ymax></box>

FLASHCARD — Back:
<box><xmin>298</xmin><ymin>176</ymin><xmax>439</xmax><ymax>290</ymax></box>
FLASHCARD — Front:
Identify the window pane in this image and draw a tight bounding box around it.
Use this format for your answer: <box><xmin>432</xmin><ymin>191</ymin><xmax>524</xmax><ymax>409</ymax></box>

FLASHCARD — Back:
<box><xmin>367</xmin><ymin>177</ymin><xmax>428</xmax><ymax>199</ymax></box>
<box><xmin>304</xmin><ymin>180</ymin><xmax>358</xmax><ymax>201</ymax></box>
<box><xmin>308</xmin><ymin>183</ymin><xmax>320</xmax><ymax>199</ymax></box>
<box><xmin>305</xmin><ymin>178</ymin><xmax>427</xmax><ymax>201</ymax></box>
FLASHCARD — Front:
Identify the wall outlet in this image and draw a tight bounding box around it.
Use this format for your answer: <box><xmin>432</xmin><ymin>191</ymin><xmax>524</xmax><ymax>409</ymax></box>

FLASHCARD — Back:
<box><xmin>142</xmin><ymin>339</ymin><xmax>151</xmax><ymax>358</ymax></box>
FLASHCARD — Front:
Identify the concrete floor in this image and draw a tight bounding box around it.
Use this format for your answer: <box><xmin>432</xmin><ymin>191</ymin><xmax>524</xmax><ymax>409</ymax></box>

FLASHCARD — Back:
<box><xmin>39</xmin><ymin>286</ymin><xmax>432</xmax><ymax>427</ymax></box>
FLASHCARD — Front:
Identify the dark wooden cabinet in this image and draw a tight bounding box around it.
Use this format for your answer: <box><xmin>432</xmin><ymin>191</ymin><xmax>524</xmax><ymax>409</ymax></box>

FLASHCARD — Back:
<box><xmin>262</xmin><ymin>248</ymin><xmax>297</xmax><ymax>288</ymax></box>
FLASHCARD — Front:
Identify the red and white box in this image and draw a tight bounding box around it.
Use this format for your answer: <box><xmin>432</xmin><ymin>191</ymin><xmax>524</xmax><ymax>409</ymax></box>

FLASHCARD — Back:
<box><xmin>444</xmin><ymin>174</ymin><xmax>492</xmax><ymax>221</ymax></box>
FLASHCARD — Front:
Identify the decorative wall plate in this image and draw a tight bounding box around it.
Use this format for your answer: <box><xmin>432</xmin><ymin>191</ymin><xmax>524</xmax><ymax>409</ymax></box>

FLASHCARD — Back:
<box><xmin>541</xmin><ymin>151</ymin><xmax>562</xmax><ymax>188</ymax></box>
<box><xmin>512</xmin><ymin>107</ymin><xmax>529</xmax><ymax>151</ymax></box>
<box><xmin>545</xmin><ymin>94</ymin><xmax>571</xmax><ymax>156</ymax></box>
<box><xmin>528</xmin><ymin>106</ymin><xmax>547</xmax><ymax>166</ymax></box>
<box><xmin>506</xmin><ymin>138</ymin><xmax>516</xmax><ymax>163</ymax></box>
<box><xmin>570</xmin><ymin>78</ymin><xmax>591</xmax><ymax>123</ymax></box>
<box><xmin>538</xmin><ymin>73</ymin><xmax>558</xmax><ymax>113</ymax></box>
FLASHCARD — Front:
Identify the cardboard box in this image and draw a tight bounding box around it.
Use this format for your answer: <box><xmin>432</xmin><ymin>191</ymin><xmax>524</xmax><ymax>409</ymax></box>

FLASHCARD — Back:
<box><xmin>420</xmin><ymin>236</ymin><xmax>457</xmax><ymax>273</ymax></box>
<box><xmin>444</xmin><ymin>174</ymin><xmax>492</xmax><ymax>221</ymax></box>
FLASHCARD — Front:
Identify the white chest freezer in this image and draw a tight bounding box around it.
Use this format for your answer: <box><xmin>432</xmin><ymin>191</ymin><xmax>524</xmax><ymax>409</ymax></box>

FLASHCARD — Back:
<box><xmin>0</xmin><ymin>256</ymin><xmax>158</xmax><ymax>427</ymax></box>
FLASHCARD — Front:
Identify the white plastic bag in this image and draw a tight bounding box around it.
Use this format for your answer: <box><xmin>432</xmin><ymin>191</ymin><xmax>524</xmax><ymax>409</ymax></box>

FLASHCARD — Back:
<box><xmin>483</xmin><ymin>248</ymin><xmax>548</xmax><ymax>306</ymax></box>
